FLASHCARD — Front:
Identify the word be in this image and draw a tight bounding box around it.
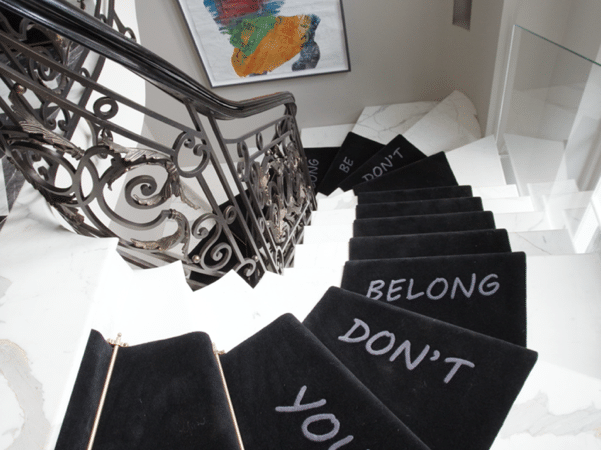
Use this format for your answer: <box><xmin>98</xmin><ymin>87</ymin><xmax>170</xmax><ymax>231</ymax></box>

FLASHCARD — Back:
<box><xmin>339</xmin><ymin>157</ymin><xmax>354</xmax><ymax>173</ymax></box>
<box><xmin>276</xmin><ymin>386</ymin><xmax>360</xmax><ymax>449</ymax></box>
<box><xmin>361</xmin><ymin>147</ymin><xmax>403</xmax><ymax>182</ymax></box>
<box><xmin>307</xmin><ymin>158</ymin><xmax>320</xmax><ymax>185</ymax></box>
<box><xmin>338</xmin><ymin>318</ymin><xmax>475</xmax><ymax>384</ymax></box>
<box><xmin>366</xmin><ymin>273</ymin><xmax>500</xmax><ymax>302</ymax></box>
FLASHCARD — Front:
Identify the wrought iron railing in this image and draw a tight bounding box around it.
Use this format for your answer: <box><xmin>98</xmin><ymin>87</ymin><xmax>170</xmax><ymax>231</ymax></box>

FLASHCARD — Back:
<box><xmin>0</xmin><ymin>0</ymin><xmax>316</xmax><ymax>288</ymax></box>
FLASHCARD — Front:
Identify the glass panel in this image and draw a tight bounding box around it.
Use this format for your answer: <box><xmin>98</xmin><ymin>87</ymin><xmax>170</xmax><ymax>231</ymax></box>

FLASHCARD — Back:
<box><xmin>498</xmin><ymin>25</ymin><xmax>601</xmax><ymax>255</ymax></box>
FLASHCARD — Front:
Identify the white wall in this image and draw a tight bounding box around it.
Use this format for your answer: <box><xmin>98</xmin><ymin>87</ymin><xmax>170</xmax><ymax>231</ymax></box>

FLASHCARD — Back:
<box><xmin>438</xmin><ymin>0</ymin><xmax>504</xmax><ymax>134</ymax></box>
<box><xmin>134</xmin><ymin>0</ymin><xmax>505</xmax><ymax>138</ymax></box>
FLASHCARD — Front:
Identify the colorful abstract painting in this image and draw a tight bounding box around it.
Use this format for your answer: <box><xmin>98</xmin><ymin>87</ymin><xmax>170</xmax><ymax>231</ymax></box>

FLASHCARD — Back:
<box><xmin>177</xmin><ymin>0</ymin><xmax>350</xmax><ymax>87</ymax></box>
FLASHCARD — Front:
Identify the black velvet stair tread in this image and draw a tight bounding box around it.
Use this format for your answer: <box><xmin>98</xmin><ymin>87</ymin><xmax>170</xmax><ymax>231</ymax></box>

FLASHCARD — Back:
<box><xmin>56</xmin><ymin>330</ymin><xmax>240</xmax><ymax>450</ymax></box>
<box><xmin>220</xmin><ymin>314</ymin><xmax>430</xmax><ymax>450</ymax></box>
<box><xmin>303</xmin><ymin>287</ymin><xmax>538</xmax><ymax>450</ymax></box>
<box><xmin>353</xmin><ymin>152</ymin><xmax>458</xmax><ymax>193</ymax></box>
<box><xmin>340</xmin><ymin>252</ymin><xmax>527</xmax><ymax>346</ymax></box>
<box><xmin>337</xmin><ymin>135</ymin><xmax>426</xmax><ymax>191</ymax></box>
<box><xmin>318</xmin><ymin>132</ymin><xmax>384</xmax><ymax>195</ymax></box>
<box><xmin>349</xmin><ymin>229</ymin><xmax>512</xmax><ymax>260</ymax></box>
<box><xmin>355</xmin><ymin>197</ymin><xmax>483</xmax><ymax>219</ymax></box>
<box><xmin>353</xmin><ymin>211</ymin><xmax>496</xmax><ymax>237</ymax></box>
<box><xmin>358</xmin><ymin>185</ymin><xmax>473</xmax><ymax>204</ymax></box>
<box><xmin>303</xmin><ymin>146</ymin><xmax>339</xmax><ymax>190</ymax></box>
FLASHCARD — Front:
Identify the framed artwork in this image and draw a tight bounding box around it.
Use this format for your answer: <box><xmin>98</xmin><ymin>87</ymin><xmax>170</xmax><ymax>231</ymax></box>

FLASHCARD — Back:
<box><xmin>176</xmin><ymin>0</ymin><xmax>351</xmax><ymax>87</ymax></box>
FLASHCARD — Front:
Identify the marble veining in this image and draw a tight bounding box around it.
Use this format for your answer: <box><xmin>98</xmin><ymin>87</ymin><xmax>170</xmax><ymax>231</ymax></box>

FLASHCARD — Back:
<box><xmin>499</xmin><ymin>392</ymin><xmax>601</xmax><ymax>438</ymax></box>
<box><xmin>404</xmin><ymin>91</ymin><xmax>482</xmax><ymax>155</ymax></box>
<box><xmin>0</xmin><ymin>340</ymin><xmax>51</xmax><ymax>450</ymax></box>
<box><xmin>352</xmin><ymin>101</ymin><xmax>438</xmax><ymax>144</ymax></box>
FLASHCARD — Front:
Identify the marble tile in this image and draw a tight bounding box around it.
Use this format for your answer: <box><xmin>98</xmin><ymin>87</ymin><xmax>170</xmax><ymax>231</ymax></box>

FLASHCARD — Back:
<box><xmin>504</xmin><ymin>134</ymin><xmax>566</xmax><ymax>195</ymax></box>
<box><xmin>527</xmin><ymin>180</ymin><xmax>579</xmax><ymax>211</ymax></box>
<box><xmin>0</xmin><ymin>157</ymin><xmax>8</xmax><ymax>217</ymax></box>
<box><xmin>446</xmin><ymin>135</ymin><xmax>507</xmax><ymax>187</ymax></box>
<box><xmin>293</xmin><ymin>242</ymin><xmax>349</xmax><ymax>270</ymax></box>
<box><xmin>508</xmin><ymin>230</ymin><xmax>574</xmax><ymax>256</ymax></box>
<box><xmin>572</xmin><ymin>205</ymin><xmax>600</xmax><ymax>253</ymax></box>
<box><xmin>316</xmin><ymin>190</ymin><xmax>358</xmax><ymax>211</ymax></box>
<box><xmin>0</xmin><ymin>185</ymin><xmax>121</xmax><ymax>450</ymax></box>
<box><xmin>301</xmin><ymin>123</ymin><xmax>354</xmax><ymax>148</ymax></box>
<box><xmin>351</xmin><ymin>101</ymin><xmax>438</xmax><ymax>144</ymax></box>
<box><xmin>2</xmin><ymin>158</ymin><xmax>26</xmax><ymax>213</ymax></box>
<box><xmin>494</xmin><ymin>211</ymin><xmax>551</xmax><ymax>232</ymax></box>
<box><xmin>473</xmin><ymin>184</ymin><xmax>520</xmax><ymax>199</ymax></box>
<box><xmin>404</xmin><ymin>91</ymin><xmax>482</xmax><ymax>155</ymax></box>
<box><xmin>303</xmin><ymin>223</ymin><xmax>353</xmax><ymax>245</ymax></box>
<box><xmin>189</xmin><ymin>270</ymin><xmax>261</xmax><ymax>352</ymax></box>
<box><xmin>252</xmin><ymin>268</ymin><xmax>340</xmax><ymax>326</ymax></box>
<box><xmin>311</xmin><ymin>208</ymin><xmax>355</xmax><ymax>226</ymax></box>
<box><xmin>564</xmin><ymin>207</ymin><xmax>587</xmax><ymax>238</ymax></box>
<box><xmin>527</xmin><ymin>253</ymin><xmax>601</xmax><ymax>379</ymax></box>
<box><xmin>491</xmin><ymin>360</ymin><xmax>601</xmax><ymax>449</ymax></box>
<box><xmin>483</xmin><ymin>196</ymin><xmax>535</xmax><ymax>214</ymax></box>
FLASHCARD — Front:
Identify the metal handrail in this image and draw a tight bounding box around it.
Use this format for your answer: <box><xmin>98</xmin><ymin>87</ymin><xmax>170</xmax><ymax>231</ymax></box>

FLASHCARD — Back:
<box><xmin>0</xmin><ymin>0</ymin><xmax>296</xmax><ymax>120</ymax></box>
<box><xmin>0</xmin><ymin>0</ymin><xmax>315</xmax><ymax>288</ymax></box>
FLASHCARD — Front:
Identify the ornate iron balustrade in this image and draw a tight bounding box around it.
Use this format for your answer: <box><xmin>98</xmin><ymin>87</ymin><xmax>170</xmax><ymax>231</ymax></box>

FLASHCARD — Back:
<box><xmin>0</xmin><ymin>0</ymin><xmax>316</xmax><ymax>288</ymax></box>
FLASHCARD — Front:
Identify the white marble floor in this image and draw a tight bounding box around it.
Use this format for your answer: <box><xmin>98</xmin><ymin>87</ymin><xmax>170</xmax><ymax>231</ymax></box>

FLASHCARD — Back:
<box><xmin>3</xmin><ymin>90</ymin><xmax>601</xmax><ymax>450</ymax></box>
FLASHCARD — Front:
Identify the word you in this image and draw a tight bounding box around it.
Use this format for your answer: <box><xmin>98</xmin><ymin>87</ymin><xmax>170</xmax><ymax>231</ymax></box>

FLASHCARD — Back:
<box><xmin>276</xmin><ymin>385</ymin><xmax>361</xmax><ymax>449</ymax></box>
<box><xmin>338</xmin><ymin>318</ymin><xmax>475</xmax><ymax>384</ymax></box>
<box><xmin>366</xmin><ymin>273</ymin><xmax>500</xmax><ymax>302</ymax></box>
<box><xmin>361</xmin><ymin>147</ymin><xmax>403</xmax><ymax>182</ymax></box>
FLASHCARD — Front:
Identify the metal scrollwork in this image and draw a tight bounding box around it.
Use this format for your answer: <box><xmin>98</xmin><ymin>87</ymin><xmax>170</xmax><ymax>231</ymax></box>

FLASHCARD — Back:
<box><xmin>0</xmin><ymin>0</ymin><xmax>315</xmax><ymax>288</ymax></box>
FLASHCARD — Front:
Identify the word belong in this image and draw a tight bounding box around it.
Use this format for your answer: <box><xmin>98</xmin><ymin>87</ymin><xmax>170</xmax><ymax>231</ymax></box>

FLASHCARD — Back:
<box><xmin>338</xmin><ymin>318</ymin><xmax>475</xmax><ymax>384</ymax></box>
<box><xmin>366</xmin><ymin>273</ymin><xmax>500</xmax><ymax>302</ymax></box>
<box><xmin>307</xmin><ymin>158</ymin><xmax>319</xmax><ymax>185</ymax></box>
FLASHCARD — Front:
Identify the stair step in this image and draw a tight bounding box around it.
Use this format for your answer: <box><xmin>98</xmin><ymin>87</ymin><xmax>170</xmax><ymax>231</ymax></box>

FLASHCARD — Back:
<box><xmin>491</xmin><ymin>360</ymin><xmax>601</xmax><ymax>448</ymax></box>
<box><xmin>473</xmin><ymin>184</ymin><xmax>519</xmax><ymax>199</ymax></box>
<box><xmin>482</xmin><ymin>196</ymin><xmax>535</xmax><ymax>214</ymax></box>
<box><xmin>494</xmin><ymin>211</ymin><xmax>551</xmax><ymax>232</ymax></box>
<box><xmin>312</xmin><ymin>197</ymin><xmax>533</xmax><ymax>226</ymax></box>
<box><xmin>508</xmin><ymin>230</ymin><xmax>574</xmax><ymax>255</ymax></box>
<box><xmin>300</xmin><ymin>123</ymin><xmax>354</xmax><ymax>147</ymax></box>
<box><xmin>527</xmin><ymin>253</ymin><xmax>601</xmax><ymax>379</ymax></box>
<box><xmin>504</xmin><ymin>134</ymin><xmax>566</xmax><ymax>195</ymax></box>
<box><xmin>543</xmin><ymin>190</ymin><xmax>593</xmax><ymax>229</ymax></box>
<box><xmin>403</xmin><ymin>90</ymin><xmax>481</xmax><ymax>155</ymax></box>
<box><xmin>571</xmin><ymin>204</ymin><xmax>600</xmax><ymax>253</ymax></box>
<box><xmin>293</xmin><ymin>242</ymin><xmax>349</xmax><ymax>270</ymax></box>
<box><xmin>351</xmin><ymin>101</ymin><xmax>438</xmax><ymax>144</ymax></box>
<box><xmin>446</xmin><ymin>135</ymin><xmax>507</xmax><ymax>187</ymax></box>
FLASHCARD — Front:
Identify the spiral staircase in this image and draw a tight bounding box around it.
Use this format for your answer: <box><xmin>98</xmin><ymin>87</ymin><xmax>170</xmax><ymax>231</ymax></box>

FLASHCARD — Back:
<box><xmin>1</xmin><ymin>1</ymin><xmax>601</xmax><ymax>449</ymax></box>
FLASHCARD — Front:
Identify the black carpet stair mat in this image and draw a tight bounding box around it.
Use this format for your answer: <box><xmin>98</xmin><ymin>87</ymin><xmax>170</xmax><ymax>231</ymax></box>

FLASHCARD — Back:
<box><xmin>355</xmin><ymin>196</ymin><xmax>483</xmax><ymax>219</ymax></box>
<box><xmin>303</xmin><ymin>287</ymin><xmax>538</xmax><ymax>450</ymax></box>
<box><xmin>221</xmin><ymin>314</ymin><xmax>430</xmax><ymax>450</ymax></box>
<box><xmin>303</xmin><ymin>146</ymin><xmax>340</xmax><ymax>191</ymax></box>
<box><xmin>357</xmin><ymin>185</ymin><xmax>473</xmax><ymax>204</ymax></box>
<box><xmin>349</xmin><ymin>229</ymin><xmax>512</xmax><ymax>260</ymax></box>
<box><xmin>56</xmin><ymin>330</ymin><xmax>242</xmax><ymax>450</ymax></box>
<box><xmin>337</xmin><ymin>135</ymin><xmax>426</xmax><ymax>191</ymax></box>
<box><xmin>340</xmin><ymin>252</ymin><xmax>527</xmax><ymax>346</ymax></box>
<box><xmin>318</xmin><ymin>132</ymin><xmax>384</xmax><ymax>195</ymax></box>
<box><xmin>353</xmin><ymin>211</ymin><xmax>496</xmax><ymax>237</ymax></box>
<box><xmin>353</xmin><ymin>151</ymin><xmax>458</xmax><ymax>193</ymax></box>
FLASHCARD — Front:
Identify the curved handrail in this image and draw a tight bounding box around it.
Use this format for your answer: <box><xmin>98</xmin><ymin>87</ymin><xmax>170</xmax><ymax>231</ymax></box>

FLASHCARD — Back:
<box><xmin>0</xmin><ymin>0</ymin><xmax>296</xmax><ymax>120</ymax></box>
